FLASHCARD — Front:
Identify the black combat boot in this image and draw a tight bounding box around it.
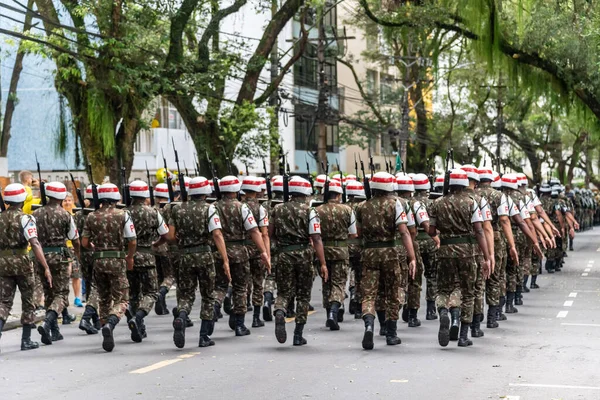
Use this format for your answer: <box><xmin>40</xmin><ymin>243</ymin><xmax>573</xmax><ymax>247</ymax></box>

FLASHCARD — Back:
<box><xmin>252</xmin><ymin>306</ymin><xmax>264</xmax><ymax>328</ymax></box>
<box><xmin>348</xmin><ymin>287</ymin><xmax>357</xmax><ymax>315</ymax></box>
<box><xmin>457</xmin><ymin>322</ymin><xmax>473</xmax><ymax>347</ymax></box>
<box><xmin>555</xmin><ymin>258</ymin><xmax>562</xmax><ymax>272</ymax></box>
<box><xmin>198</xmin><ymin>319</ymin><xmax>215</xmax><ymax>347</ymax></box>
<box><xmin>91</xmin><ymin>310</ymin><xmax>101</xmax><ymax>330</ymax></box>
<box><xmin>287</xmin><ymin>299</ymin><xmax>296</xmax><ymax>318</ymax></box>
<box><xmin>376</xmin><ymin>310</ymin><xmax>387</xmax><ymax>336</ymax></box>
<box><xmin>38</xmin><ymin>310</ymin><xmax>57</xmax><ymax>345</ymax></box>
<box><xmin>262</xmin><ymin>292</ymin><xmax>274</xmax><ymax>322</ymax></box>
<box><xmin>61</xmin><ymin>308</ymin><xmax>76</xmax><ymax>325</ymax></box>
<box><xmin>228</xmin><ymin>313</ymin><xmax>236</xmax><ymax>331</ymax></box>
<box><xmin>326</xmin><ymin>302</ymin><xmax>340</xmax><ymax>331</ymax></box>
<box><xmin>523</xmin><ymin>276</ymin><xmax>530</xmax><ymax>293</ymax></box>
<box><xmin>362</xmin><ymin>314</ymin><xmax>375</xmax><ymax>350</ymax></box>
<box><xmin>79</xmin><ymin>305</ymin><xmax>99</xmax><ymax>334</ymax></box>
<box><xmin>354</xmin><ymin>304</ymin><xmax>362</xmax><ymax>319</ymax></box>
<box><xmin>401</xmin><ymin>305</ymin><xmax>409</xmax><ymax>323</ymax></box>
<box><xmin>213</xmin><ymin>301</ymin><xmax>223</xmax><ymax>321</ymax></box>
<box><xmin>569</xmin><ymin>237</ymin><xmax>574</xmax><ymax>251</ymax></box>
<box><xmin>173</xmin><ymin>309</ymin><xmax>187</xmax><ymax>349</ymax></box>
<box><xmin>125</xmin><ymin>307</ymin><xmax>134</xmax><ymax>322</ymax></box>
<box><xmin>515</xmin><ymin>288</ymin><xmax>524</xmax><ymax>306</ymax></box>
<box><xmin>546</xmin><ymin>259</ymin><xmax>555</xmax><ymax>273</ymax></box>
<box><xmin>426</xmin><ymin>301</ymin><xmax>437</xmax><ymax>320</ymax></box>
<box><xmin>247</xmin><ymin>292</ymin><xmax>253</xmax><ymax>312</ymax></box>
<box><xmin>101</xmin><ymin>315</ymin><xmax>119</xmax><ymax>352</ymax></box>
<box><xmin>338</xmin><ymin>304</ymin><xmax>344</xmax><ymax>322</ymax></box>
<box><xmin>408</xmin><ymin>308</ymin><xmax>421</xmax><ymax>327</ymax></box>
<box><xmin>51</xmin><ymin>318</ymin><xmax>63</xmax><ymax>341</ymax></box>
<box><xmin>505</xmin><ymin>292</ymin><xmax>518</xmax><ymax>313</ymax></box>
<box><xmin>437</xmin><ymin>308</ymin><xmax>450</xmax><ymax>347</ymax></box>
<box><xmin>21</xmin><ymin>324</ymin><xmax>40</xmax><ymax>351</ymax></box>
<box><xmin>293</xmin><ymin>323</ymin><xmax>307</xmax><ymax>346</ymax></box>
<box><xmin>207</xmin><ymin>319</ymin><xmax>215</xmax><ymax>336</ymax></box>
<box><xmin>530</xmin><ymin>275</ymin><xmax>540</xmax><ymax>289</ymax></box>
<box><xmin>487</xmin><ymin>306</ymin><xmax>498</xmax><ymax>329</ymax></box>
<box><xmin>223</xmin><ymin>287</ymin><xmax>233</xmax><ymax>315</ymax></box>
<box><xmin>274</xmin><ymin>310</ymin><xmax>287</xmax><ymax>344</ymax></box>
<box><xmin>470</xmin><ymin>314</ymin><xmax>484</xmax><ymax>338</ymax></box>
<box><xmin>128</xmin><ymin>310</ymin><xmax>146</xmax><ymax>343</ymax></box>
<box><xmin>155</xmin><ymin>286</ymin><xmax>169</xmax><ymax>315</ymax></box>
<box><xmin>498</xmin><ymin>296</ymin><xmax>508</xmax><ymax>320</ymax></box>
<box><xmin>234</xmin><ymin>314</ymin><xmax>251</xmax><ymax>336</ymax></box>
<box><xmin>449</xmin><ymin>308</ymin><xmax>460</xmax><ymax>341</ymax></box>
<box><xmin>385</xmin><ymin>320</ymin><xmax>402</xmax><ymax>345</ymax></box>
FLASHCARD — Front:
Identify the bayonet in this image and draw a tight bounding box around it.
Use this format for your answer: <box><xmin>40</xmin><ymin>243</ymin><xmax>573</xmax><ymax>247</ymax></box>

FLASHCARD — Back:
<box><xmin>35</xmin><ymin>152</ymin><xmax>47</xmax><ymax>206</ymax></box>
<box><xmin>145</xmin><ymin>161</ymin><xmax>155</xmax><ymax>207</ymax></box>
<box><xmin>172</xmin><ymin>138</ymin><xmax>187</xmax><ymax>201</ymax></box>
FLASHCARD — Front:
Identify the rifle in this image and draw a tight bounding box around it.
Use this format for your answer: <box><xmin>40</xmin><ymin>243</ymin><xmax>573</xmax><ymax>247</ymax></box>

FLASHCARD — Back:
<box><xmin>121</xmin><ymin>167</ymin><xmax>131</xmax><ymax>206</ymax></box>
<box><xmin>359</xmin><ymin>154</ymin><xmax>372</xmax><ymax>200</ymax></box>
<box><xmin>282</xmin><ymin>152</ymin><xmax>289</xmax><ymax>202</ymax></box>
<box><xmin>161</xmin><ymin>148</ymin><xmax>175</xmax><ymax>202</ymax></box>
<box><xmin>207</xmin><ymin>151</ymin><xmax>222</xmax><ymax>200</ymax></box>
<box><xmin>194</xmin><ymin>153</ymin><xmax>199</xmax><ymax>176</ymax></box>
<box><xmin>87</xmin><ymin>164</ymin><xmax>100</xmax><ymax>210</ymax></box>
<box><xmin>354</xmin><ymin>154</ymin><xmax>359</xmax><ymax>181</ymax></box>
<box><xmin>305</xmin><ymin>155</ymin><xmax>313</xmax><ymax>189</ymax></box>
<box><xmin>442</xmin><ymin>148</ymin><xmax>452</xmax><ymax>196</ymax></box>
<box><xmin>145</xmin><ymin>161</ymin><xmax>155</xmax><ymax>207</ymax></box>
<box><xmin>222</xmin><ymin>145</ymin><xmax>233</xmax><ymax>175</ymax></box>
<box><xmin>183</xmin><ymin>160</ymin><xmax>190</xmax><ymax>177</ymax></box>
<box><xmin>69</xmin><ymin>172</ymin><xmax>85</xmax><ymax>209</ymax></box>
<box><xmin>172</xmin><ymin>138</ymin><xmax>187</xmax><ymax>201</ymax></box>
<box><xmin>336</xmin><ymin>158</ymin><xmax>347</xmax><ymax>203</ymax></box>
<box><xmin>245</xmin><ymin>164</ymin><xmax>249</xmax><ymax>177</ymax></box>
<box><xmin>262</xmin><ymin>159</ymin><xmax>272</xmax><ymax>200</ymax></box>
<box><xmin>0</xmin><ymin>186</ymin><xmax>5</xmax><ymax>212</ymax></box>
<box><xmin>35</xmin><ymin>152</ymin><xmax>47</xmax><ymax>206</ymax></box>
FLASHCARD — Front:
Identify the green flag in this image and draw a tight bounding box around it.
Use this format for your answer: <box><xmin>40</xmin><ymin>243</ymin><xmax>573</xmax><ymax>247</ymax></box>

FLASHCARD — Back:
<box><xmin>395</xmin><ymin>154</ymin><xmax>402</xmax><ymax>173</ymax></box>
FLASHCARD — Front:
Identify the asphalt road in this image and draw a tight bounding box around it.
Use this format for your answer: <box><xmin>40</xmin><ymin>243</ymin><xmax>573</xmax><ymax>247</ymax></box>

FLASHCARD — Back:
<box><xmin>2</xmin><ymin>231</ymin><xmax>600</xmax><ymax>400</ymax></box>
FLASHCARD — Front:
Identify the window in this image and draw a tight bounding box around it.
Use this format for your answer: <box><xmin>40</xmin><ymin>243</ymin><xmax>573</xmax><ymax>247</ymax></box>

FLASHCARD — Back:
<box><xmin>338</xmin><ymin>87</ymin><xmax>345</xmax><ymax>115</ymax></box>
<box><xmin>134</xmin><ymin>130</ymin><xmax>154</xmax><ymax>154</ymax></box>
<box><xmin>366</xmin><ymin>69</ymin><xmax>377</xmax><ymax>99</ymax></box>
<box><xmin>152</xmin><ymin>97</ymin><xmax>185</xmax><ymax>130</ymax></box>
<box><xmin>294</xmin><ymin>43</ymin><xmax>318</xmax><ymax>89</ymax></box>
<box><xmin>294</xmin><ymin>104</ymin><xmax>338</xmax><ymax>152</ymax></box>
<box><xmin>326</xmin><ymin>124</ymin><xmax>339</xmax><ymax>153</ymax></box>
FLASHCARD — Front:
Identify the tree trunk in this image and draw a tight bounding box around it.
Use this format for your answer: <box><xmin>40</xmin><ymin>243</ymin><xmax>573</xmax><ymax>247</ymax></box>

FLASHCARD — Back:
<box><xmin>409</xmin><ymin>64</ymin><xmax>428</xmax><ymax>171</ymax></box>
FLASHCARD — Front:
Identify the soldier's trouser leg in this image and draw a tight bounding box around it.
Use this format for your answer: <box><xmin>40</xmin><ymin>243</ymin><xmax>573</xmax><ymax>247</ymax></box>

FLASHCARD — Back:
<box><xmin>407</xmin><ymin>249</ymin><xmax>424</xmax><ymax>310</ymax></box>
<box><xmin>0</xmin><ymin>272</ymin><xmax>36</xmax><ymax>325</ymax></box>
<box><xmin>94</xmin><ymin>263</ymin><xmax>129</xmax><ymax>323</ymax></box>
<box><xmin>137</xmin><ymin>268</ymin><xmax>158</xmax><ymax>315</ymax></box>
<box><xmin>521</xmin><ymin>242</ymin><xmax>532</xmax><ymax>277</ymax></box>
<box><xmin>39</xmin><ymin>259</ymin><xmax>70</xmax><ymax>315</ymax></box>
<box><xmin>274</xmin><ymin>259</ymin><xmax>293</xmax><ymax>315</ymax></box>
<box><xmin>530</xmin><ymin>245</ymin><xmax>540</xmax><ymax>276</ymax></box>
<box><xmin>473</xmin><ymin>256</ymin><xmax>485</xmax><ymax>316</ymax></box>
<box><xmin>264</xmin><ymin>253</ymin><xmax>278</xmax><ymax>294</ymax></box>
<box><xmin>249</xmin><ymin>257</ymin><xmax>265</xmax><ymax>307</ymax></box>
<box><xmin>294</xmin><ymin>260</ymin><xmax>315</xmax><ymax>325</ymax></box>
<box><xmin>231</xmin><ymin>261</ymin><xmax>250</xmax><ymax>315</ymax></box>
<box><xmin>435</xmin><ymin>257</ymin><xmax>461</xmax><ymax>310</ymax></box>
<box><xmin>486</xmin><ymin>238</ymin><xmax>506</xmax><ymax>306</ymax></box>
<box><xmin>349</xmin><ymin>254</ymin><xmax>362</xmax><ymax>305</ymax></box>
<box><xmin>213</xmin><ymin>257</ymin><xmax>229</xmax><ymax>305</ymax></box>
<box><xmin>397</xmin><ymin>247</ymin><xmax>408</xmax><ymax>306</ymax></box>
<box><xmin>156</xmin><ymin>255</ymin><xmax>175</xmax><ymax>289</ymax></box>
<box><xmin>323</xmin><ymin>260</ymin><xmax>349</xmax><ymax>308</ymax></box>
<box><xmin>126</xmin><ymin>270</ymin><xmax>141</xmax><ymax>313</ymax></box>
<box><xmin>506</xmin><ymin>251</ymin><xmax>518</xmax><ymax>293</ymax></box>
<box><xmin>457</xmin><ymin>257</ymin><xmax>478</xmax><ymax>324</ymax></box>
<box><xmin>32</xmin><ymin>266</ymin><xmax>44</xmax><ymax>308</ymax></box>
<box><xmin>422</xmin><ymin>250</ymin><xmax>437</xmax><ymax>302</ymax></box>
<box><xmin>178</xmin><ymin>255</ymin><xmax>215</xmax><ymax>320</ymax></box>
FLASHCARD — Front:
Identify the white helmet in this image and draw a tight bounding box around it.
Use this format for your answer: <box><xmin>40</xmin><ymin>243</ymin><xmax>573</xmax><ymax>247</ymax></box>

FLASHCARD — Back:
<box><xmin>501</xmin><ymin>173</ymin><xmax>519</xmax><ymax>190</ymax></box>
<box><xmin>449</xmin><ymin>169</ymin><xmax>469</xmax><ymax>187</ymax></box>
<box><xmin>412</xmin><ymin>173</ymin><xmax>430</xmax><ymax>191</ymax></box>
<box><xmin>540</xmin><ymin>184</ymin><xmax>552</xmax><ymax>193</ymax></box>
<box><xmin>461</xmin><ymin>165</ymin><xmax>479</xmax><ymax>182</ymax></box>
<box><xmin>314</xmin><ymin>174</ymin><xmax>327</xmax><ymax>188</ymax></box>
<box><xmin>189</xmin><ymin>177</ymin><xmax>212</xmax><ymax>196</ymax></box>
<box><xmin>478</xmin><ymin>167</ymin><xmax>494</xmax><ymax>182</ymax></box>
<box><xmin>327</xmin><ymin>178</ymin><xmax>343</xmax><ymax>194</ymax></box>
<box><xmin>154</xmin><ymin>183</ymin><xmax>170</xmax><ymax>198</ymax></box>
<box><xmin>219</xmin><ymin>175</ymin><xmax>242</xmax><ymax>193</ymax></box>
<box><xmin>3</xmin><ymin>183</ymin><xmax>27</xmax><ymax>203</ymax></box>
<box><xmin>346</xmin><ymin>181</ymin><xmax>365</xmax><ymax>197</ymax></box>
<box><xmin>271</xmin><ymin>176</ymin><xmax>283</xmax><ymax>193</ymax></box>
<box><xmin>85</xmin><ymin>185</ymin><xmax>94</xmax><ymax>200</ymax></box>
<box><xmin>46</xmin><ymin>181</ymin><xmax>68</xmax><ymax>200</ymax></box>
<box><xmin>395</xmin><ymin>173</ymin><xmax>414</xmax><ymax>192</ymax></box>
<box><xmin>241</xmin><ymin>177</ymin><xmax>262</xmax><ymax>193</ymax></box>
<box><xmin>345</xmin><ymin>174</ymin><xmax>357</xmax><ymax>183</ymax></box>
<box><xmin>517</xmin><ymin>173</ymin><xmax>528</xmax><ymax>187</ymax></box>
<box><xmin>491</xmin><ymin>172</ymin><xmax>502</xmax><ymax>189</ymax></box>
<box><xmin>173</xmin><ymin>176</ymin><xmax>191</xmax><ymax>192</ymax></box>
<box><xmin>370</xmin><ymin>172</ymin><xmax>396</xmax><ymax>192</ymax></box>
<box><xmin>331</xmin><ymin>174</ymin><xmax>346</xmax><ymax>185</ymax></box>
<box><xmin>433</xmin><ymin>175</ymin><xmax>445</xmax><ymax>189</ymax></box>
<box><xmin>270</xmin><ymin>175</ymin><xmax>282</xmax><ymax>183</ymax></box>
<box><xmin>258</xmin><ymin>177</ymin><xmax>267</xmax><ymax>191</ymax></box>
<box><xmin>98</xmin><ymin>183</ymin><xmax>121</xmax><ymax>201</ymax></box>
<box><xmin>129</xmin><ymin>180</ymin><xmax>150</xmax><ymax>198</ymax></box>
<box><xmin>289</xmin><ymin>176</ymin><xmax>312</xmax><ymax>196</ymax></box>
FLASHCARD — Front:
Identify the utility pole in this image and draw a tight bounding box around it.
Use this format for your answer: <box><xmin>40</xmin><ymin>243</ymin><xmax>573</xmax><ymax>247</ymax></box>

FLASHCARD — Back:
<box><xmin>496</xmin><ymin>73</ymin><xmax>504</xmax><ymax>166</ymax></box>
<box><xmin>269</xmin><ymin>0</ymin><xmax>280</xmax><ymax>174</ymax></box>
<box><xmin>316</xmin><ymin>11</ymin><xmax>328</xmax><ymax>175</ymax></box>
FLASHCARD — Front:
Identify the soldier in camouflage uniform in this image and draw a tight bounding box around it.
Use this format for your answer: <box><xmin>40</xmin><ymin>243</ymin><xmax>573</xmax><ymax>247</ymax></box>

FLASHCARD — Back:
<box><xmin>0</xmin><ymin>184</ymin><xmax>52</xmax><ymax>352</ymax></box>
<box><xmin>428</xmin><ymin>169</ymin><xmax>491</xmax><ymax>348</ymax></box>
<box><xmin>313</xmin><ymin>175</ymin><xmax>327</xmax><ymax>203</ymax></box>
<box><xmin>153</xmin><ymin>182</ymin><xmax>175</xmax><ymax>316</ymax></box>
<box><xmin>82</xmin><ymin>183</ymin><xmax>137</xmax><ymax>352</ymax></box>
<box><xmin>213</xmin><ymin>176</ymin><xmax>270</xmax><ymax>337</ymax></box>
<box><xmin>346</xmin><ymin>181</ymin><xmax>366</xmax><ymax>319</ymax></box>
<box><xmin>316</xmin><ymin>178</ymin><xmax>357</xmax><ymax>330</ymax></box>
<box><xmin>412</xmin><ymin>174</ymin><xmax>440</xmax><ymax>321</ymax></box>
<box><xmin>356</xmin><ymin>172</ymin><xmax>416</xmax><ymax>350</ymax></box>
<box><xmin>169</xmin><ymin>177</ymin><xmax>230</xmax><ymax>348</ymax></box>
<box><xmin>261</xmin><ymin>175</ymin><xmax>283</xmax><ymax>322</ymax></box>
<box><xmin>270</xmin><ymin>176</ymin><xmax>326</xmax><ymax>346</ymax></box>
<box><xmin>241</xmin><ymin>177</ymin><xmax>270</xmax><ymax>328</ymax></box>
<box><xmin>34</xmin><ymin>182</ymin><xmax>80</xmax><ymax>345</ymax></box>
<box><xmin>541</xmin><ymin>186</ymin><xmax>565</xmax><ymax>273</ymax></box>
<box><xmin>125</xmin><ymin>181</ymin><xmax>170</xmax><ymax>343</ymax></box>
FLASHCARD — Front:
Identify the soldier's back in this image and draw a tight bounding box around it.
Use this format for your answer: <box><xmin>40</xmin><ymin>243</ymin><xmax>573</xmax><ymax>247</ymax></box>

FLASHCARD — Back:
<box><xmin>33</xmin><ymin>204</ymin><xmax>71</xmax><ymax>246</ymax></box>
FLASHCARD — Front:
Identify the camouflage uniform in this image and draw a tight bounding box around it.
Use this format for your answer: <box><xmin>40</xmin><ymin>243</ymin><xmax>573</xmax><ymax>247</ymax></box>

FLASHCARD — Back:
<box><xmin>541</xmin><ymin>194</ymin><xmax>562</xmax><ymax>270</ymax></box>
<box><xmin>83</xmin><ymin>205</ymin><xmax>136</xmax><ymax>322</ymax></box>
<box><xmin>33</xmin><ymin>203</ymin><xmax>79</xmax><ymax>315</ymax></box>
<box><xmin>156</xmin><ymin>204</ymin><xmax>175</xmax><ymax>296</ymax></box>
<box><xmin>414</xmin><ymin>191</ymin><xmax>438</xmax><ymax>313</ymax></box>
<box><xmin>504</xmin><ymin>188</ymin><xmax>529</xmax><ymax>295</ymax></box>
<box><xmin>127</xmin><ymin>203</ymin><xmax>168</xmax><ymax>315</ymax></box>
<box><xmin>0</xmin><ymin>209</ymin><xmax>38</xmax><ymax>326</ymax></box>
<box><xmin>347</xmin><ymin>199</ymin><xmax>364</xmax><ymax>316</ymax></box>
<box><xmin>263</xmin><ymin>196</ymin><xmax>282</xmax><ymax>295</ymax></box>
<box><xmin>405</xmin><ymin>196</ymin><xmax>430</xmax><ymax>312</ymax></box>
<box><xmin>244</xmin><ymin>198</ymin><xmax>269</xmax><ymax>308</ymax></box>
<box><xmin>271</xmin><ymin>198</ymin><xmax>319</xmax><ymax>324</ymax></box>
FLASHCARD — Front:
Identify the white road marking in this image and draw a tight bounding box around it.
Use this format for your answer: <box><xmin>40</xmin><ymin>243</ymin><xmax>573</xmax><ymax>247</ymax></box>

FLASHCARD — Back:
<box><xmin>556</xmin><ymin>311</ymin><xmax>569</xmax><ymax>318</ymax></box>
<box><xmin>561</xmin><ymin>323</ymin><xmax>600</xmax><ymax>327</ymax></box>
<box><xmin>130</xmin><ymin>359</ymin><xmax>182</xmax><ymax>374</ymax></box>
<box><xmin>563</xmin><ymin>300</ymin><xmax>574</xmax><ymax>307</ymax></box>
<box><xmin>509</xmin><ymin>383</ymin><xmax>600</xmax><ymax>390</ymax></box>
<box><xmin>505</xmin><ymin>397</ymin><xmax>520</xmax><ymax>400</ymax></box>
<box><xmin>590</xmin><ymin>260</ymin><xmax>596</xmax><ymax>264</ymax></box>
<box><xmin>582</xmin><ymin>273</ymin><xmax>589</xmax><ymax>277</ymax></box>
<box><xmin>569</xmin><ymin>292</ymin><xmax>578</xmax><ymax>298</ymax></box>
<box><xmin>585</xmin><ymin>268</ymin><xmax>591</xmax><ymax>272</ymax></box>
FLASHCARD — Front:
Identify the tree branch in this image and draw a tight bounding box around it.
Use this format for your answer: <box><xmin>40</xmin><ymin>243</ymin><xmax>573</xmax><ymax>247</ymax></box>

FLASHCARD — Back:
<box><xmin>166</xmin><ymin>0</ymin><xmax>200</xmax><ymax>66</ymax></box>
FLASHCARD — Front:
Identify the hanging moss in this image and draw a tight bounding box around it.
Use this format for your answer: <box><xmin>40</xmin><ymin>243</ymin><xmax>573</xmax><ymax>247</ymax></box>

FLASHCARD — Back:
<box><xmin>87</xmin><ymin>89</ymin><xmax>116</xmax><ymax>157</ymax></box>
